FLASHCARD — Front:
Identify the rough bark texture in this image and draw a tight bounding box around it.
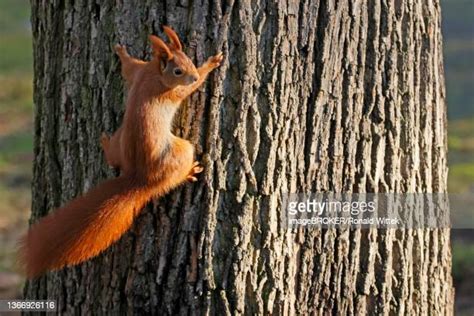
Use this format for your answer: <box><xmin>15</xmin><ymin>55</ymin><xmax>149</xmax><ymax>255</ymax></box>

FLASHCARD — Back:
<box><xmin>25</xmin><ymin>0</ymin><xmax>453</xmax><ymax>315</ymax></box>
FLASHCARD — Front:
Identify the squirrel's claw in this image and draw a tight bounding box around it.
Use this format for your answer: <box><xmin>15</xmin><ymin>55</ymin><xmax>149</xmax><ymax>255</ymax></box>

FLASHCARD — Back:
<box><xmin>206</xmin><ymin>52</ymin><xmax>224</xmax><ymax>69</ymax></box>
<box><xmin>187</xmin><ymin>175</ymin><xmax>198</xmax><ymax>182</ymax></box>
<box><xmin>100</xmin><ymin>133</ymin><xmax>110</xmax><ymax>148</ymax></box>
<box><xmin>187</xmin><ymin>161</ymin><xmax>204</xmax><ymax>182</ymax></box>
<box><xmin>213</xmin><ymin>52</ymin><xmax>224</xmax><ymax>62</ymax></box>
<box><xmin>114</xmin><ymin>44</ymin><xmax>129</xmax><ymax>57</ymax></box>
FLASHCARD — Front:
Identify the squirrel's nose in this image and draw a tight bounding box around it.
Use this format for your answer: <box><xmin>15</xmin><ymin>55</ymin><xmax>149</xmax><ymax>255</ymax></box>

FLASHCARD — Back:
<box><xmin>192</xmin><ymin>75</ymin><xmax>199</xmax><ymax>82</ymax></box>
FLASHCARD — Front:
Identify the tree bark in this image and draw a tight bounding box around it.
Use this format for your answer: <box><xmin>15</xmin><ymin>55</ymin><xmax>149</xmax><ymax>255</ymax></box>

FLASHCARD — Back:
<box><xmin>25</xmin><ymin>0</ymin><xmax>453</xmax><ymax>314</ymax></box>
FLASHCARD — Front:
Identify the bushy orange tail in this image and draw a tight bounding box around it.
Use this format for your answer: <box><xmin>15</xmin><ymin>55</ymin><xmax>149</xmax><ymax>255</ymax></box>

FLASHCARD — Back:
<box><xmin>19</xmin><ymin>176</ymin><xmax>153</xmax><ymax>278</ymax></box>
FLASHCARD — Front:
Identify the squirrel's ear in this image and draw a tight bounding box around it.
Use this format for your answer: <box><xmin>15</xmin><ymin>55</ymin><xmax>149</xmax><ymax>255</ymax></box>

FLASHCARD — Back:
<box><xmin>149</xmin><ymin>35</ymin><xmax>173</xmax><ymax>60</ymax></box>
<box><xmin>162</xmin><ymin>25</ymin><xmax>182</xmax><ymax>51</ymax></box>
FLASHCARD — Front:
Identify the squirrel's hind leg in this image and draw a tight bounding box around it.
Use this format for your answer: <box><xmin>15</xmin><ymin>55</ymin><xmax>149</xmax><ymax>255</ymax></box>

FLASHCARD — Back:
<box><xmin>150</xmin><ymin>138</ymin><xmax>201</xmax><ymax>194</ymax></box>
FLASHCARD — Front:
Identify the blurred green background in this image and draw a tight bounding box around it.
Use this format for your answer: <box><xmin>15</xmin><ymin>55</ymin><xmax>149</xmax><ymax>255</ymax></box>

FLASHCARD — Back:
<box><xmin>443</xmin><ymin>2</ymin><xmax>474</xmax><ymax>314</ymax></box>
<box><xmin>0</xmin><ymin>0</ymin><xmax>33</xmax><ymax>299</ymax></box>
<box><xmin>0</xmin><ymin>0</ymin><xmax>472</xmax><ymax>312</ymax></box>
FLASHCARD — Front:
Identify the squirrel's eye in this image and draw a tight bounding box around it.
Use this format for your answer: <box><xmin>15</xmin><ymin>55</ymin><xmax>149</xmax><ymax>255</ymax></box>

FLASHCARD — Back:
<box><xmin>173</xmin><ymin>68</ymin><xmax>183</xmax><ymax>76</ymax></box>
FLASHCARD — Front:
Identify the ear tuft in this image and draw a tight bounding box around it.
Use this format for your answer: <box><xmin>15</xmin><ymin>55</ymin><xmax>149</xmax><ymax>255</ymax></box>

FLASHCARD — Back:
<box><xmin>162</xmin><ymin>25</ymin><xmax>182</xmax><ymax>51</ymax></box>
<box><xmin>149</xmin><ymin>35</ymin><xmax>173</xmax><ymax>60</ymax></box>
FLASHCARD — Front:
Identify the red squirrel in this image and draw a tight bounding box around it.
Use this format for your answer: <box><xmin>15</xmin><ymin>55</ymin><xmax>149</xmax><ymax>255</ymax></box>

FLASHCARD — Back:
<box><xmin>20</xmin><ymin>26</ymin><xmax>223</xmax><ymax>278</ymax></box>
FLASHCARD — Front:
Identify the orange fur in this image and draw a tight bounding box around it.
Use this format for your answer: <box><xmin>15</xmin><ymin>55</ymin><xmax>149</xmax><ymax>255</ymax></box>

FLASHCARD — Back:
<box><xmin>19</xmin><ymin>26</ymin><xmax>223</xmax><ymax>278</ymax></box>
<box><xmin>20</xmin><ymin>177</ymin><xmax>150</xmax><ymax>277</ymax></box>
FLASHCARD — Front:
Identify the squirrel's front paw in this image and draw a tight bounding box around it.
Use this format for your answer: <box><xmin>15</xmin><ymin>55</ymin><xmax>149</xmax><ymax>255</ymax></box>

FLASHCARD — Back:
<box><xmin>206</xmin><ymin>52</ymin><xmax>224</xmax><ymax>69</ymax></box>
<box><xmin>114</xmin><ymin>44</ymin><xmax>128</xmax><ymax>57</ymax></box>
<box><xmin>100</xmin><ymin>133</ymin><xmax>110</xmax><ymax>150</ymax></box>
<box><xmin>187</xmin><ymin>161</ymin><xmax>204</xmax><ymax>182</ymax></box>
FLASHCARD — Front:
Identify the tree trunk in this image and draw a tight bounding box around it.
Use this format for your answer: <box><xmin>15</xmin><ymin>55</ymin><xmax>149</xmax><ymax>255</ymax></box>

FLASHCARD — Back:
<box><xmin>25</xmin><ymin>0</ymin><xmax>453</xmax><ymax>314</ymax></box>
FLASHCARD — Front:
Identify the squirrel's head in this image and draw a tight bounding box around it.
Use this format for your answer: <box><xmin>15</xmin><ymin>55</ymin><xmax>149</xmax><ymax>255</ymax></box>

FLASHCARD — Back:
<box><xmin>149</xmin><ymin>26</ymin><xmax>199</xmax><ymax>88</ymax></box>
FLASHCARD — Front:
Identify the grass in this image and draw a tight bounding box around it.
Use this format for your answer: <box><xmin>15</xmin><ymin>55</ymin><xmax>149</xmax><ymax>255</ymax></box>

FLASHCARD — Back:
<box><xmin>0</xmin><ymin>0</ymin><xmax>32</xmax><ymax>74</ymax></box>
<box><xmin>0</xmin><ymin>33</ymin><xmax>33</xmax><ymax>74</ymax></box>
<box><xmin>0</xmin><ymin>75</ymin><xmax>33</xmax><ymax>116</ymax></box>
<box><xmin>0</xmin><ymin>132</ymin><xmax>33</xmax><ymax>168</ymax></box>
<box><xmin>0</xmin><ymin>182</ymin><xmax>30</xmax><ymax>271</ymax></box>
<box><xmin>449</xmin><ymin>163</ymin><xmax>474</xmax><ymax>193</ymax></box>
<box><xmin>0</xmin><ymin>1</ymin><xmax>33</xmax><ymax>281</ymax></box>
<box><xmin>452</xmin><ymin>243</ymin><xmax>474</xmax><ymax>284</ymax></box>
<box><xmin>0</xmin><ymin>0</ymin><xmax>30</xmax><ymax>32</ymax></box>
<box><xmin>448</xmin><ymin>117</ymin><xmax>474</xmax><ymax>193</ymax></box>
